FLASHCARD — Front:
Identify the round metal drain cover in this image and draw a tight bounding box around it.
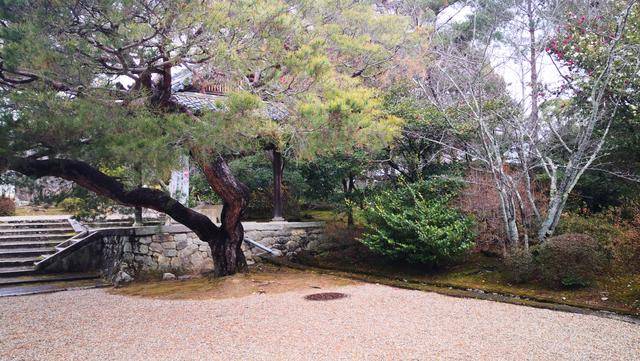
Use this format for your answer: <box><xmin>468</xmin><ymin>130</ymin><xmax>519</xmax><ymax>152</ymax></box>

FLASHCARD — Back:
<box><xmin>304</xmin><ymin>292</ymin><xmax>348</xmax><ymax>301</ymax></box>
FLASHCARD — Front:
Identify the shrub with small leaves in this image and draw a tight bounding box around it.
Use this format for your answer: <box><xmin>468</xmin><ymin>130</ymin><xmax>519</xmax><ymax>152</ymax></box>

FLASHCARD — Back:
<box><xmin>536</xmin><ymin>233</ymin><xmax>606</xmax><ymax>288</ymax></box>
<box><xmin>504</xmin><ymin>248</ymin><xmax>537</xmax><ymax>284</ymax></box>
<box><xmin>58</xmin><ymin>197</ymin><xmax>84</xmax><ymax>214</ymax></box>
<box><xmin>359</xmin><ymin>179</ymin><xmax>475</xmax><ymax>266</ymax></box>
<box><xmin>0</xmin><ymin>197</ymin><xmax>16</xmax><ymax>216</ymax></box>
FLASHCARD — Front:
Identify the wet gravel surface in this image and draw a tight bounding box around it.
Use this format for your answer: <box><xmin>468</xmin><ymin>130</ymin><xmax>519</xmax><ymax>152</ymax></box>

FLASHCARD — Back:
<box><xmin>1</xmin><ymin>284</ymin><xmax>639</xmax><ymax>360</ymax></box>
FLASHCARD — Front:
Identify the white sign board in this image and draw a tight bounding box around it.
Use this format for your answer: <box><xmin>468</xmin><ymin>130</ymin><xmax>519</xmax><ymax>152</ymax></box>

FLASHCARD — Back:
<box><xmin>168</xmin><ymin>156</ymin><xmax>190</xmax><ymax>206</ymax></box>
<box><xmin>0</xmin><ymin>184</ymin><xmax>15</xmax><ymax>199</ymax></box>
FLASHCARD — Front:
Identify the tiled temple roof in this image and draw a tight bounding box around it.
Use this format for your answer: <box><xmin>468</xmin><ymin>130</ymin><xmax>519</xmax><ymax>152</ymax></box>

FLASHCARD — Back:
<box><xmin>170</xmin><ymin>68</ymin><xmax>288</xmax><ymax>121</ymax></box>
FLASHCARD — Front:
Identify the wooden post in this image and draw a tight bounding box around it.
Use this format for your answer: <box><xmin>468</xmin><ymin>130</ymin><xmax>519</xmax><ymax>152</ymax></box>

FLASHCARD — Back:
<box><xmin>271</xmin><ymin>150</ymin><xmax>285</xmax><ymax>221</ymax></box>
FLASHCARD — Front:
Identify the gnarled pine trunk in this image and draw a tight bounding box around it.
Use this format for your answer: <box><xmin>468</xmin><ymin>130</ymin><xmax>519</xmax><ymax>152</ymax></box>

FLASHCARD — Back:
<box><xmin>2</xmin><ymin>155</ymin><xmax>250</xmax><ymax>278</ymax></box>
<box><xmin>198</xmin><ymin>154</ymin><xmax>250</xmax><ymax>276</ymax></box>
<box><xmin>208</xmin><ymin>206</ymin><xmax>247</xmax><ymax>276</ymax></box>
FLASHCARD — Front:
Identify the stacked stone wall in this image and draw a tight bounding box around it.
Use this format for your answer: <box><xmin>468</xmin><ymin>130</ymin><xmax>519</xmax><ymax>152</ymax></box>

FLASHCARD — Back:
<box><xmin>99</xmin><ymin>222</ymin><xmax>325</xmax><ymax>279</ymax></box>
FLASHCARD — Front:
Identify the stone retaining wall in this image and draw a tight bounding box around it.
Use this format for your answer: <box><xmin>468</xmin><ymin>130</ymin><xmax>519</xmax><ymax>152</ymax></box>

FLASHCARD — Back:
<box><xmin>96</xmin><ymin>222</ymin><xmax>326</xmax><ymax>280</ymax></box>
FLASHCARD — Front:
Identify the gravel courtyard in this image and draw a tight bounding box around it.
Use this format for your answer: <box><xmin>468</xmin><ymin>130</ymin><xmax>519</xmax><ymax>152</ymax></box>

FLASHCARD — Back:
<box><xmin>1</xmin><ymin>283</ymin><xmax>639</xmax><ymax>361</ymax></box>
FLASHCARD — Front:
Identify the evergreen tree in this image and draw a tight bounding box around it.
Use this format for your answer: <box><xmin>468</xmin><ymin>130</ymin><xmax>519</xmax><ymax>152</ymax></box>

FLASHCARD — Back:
<box><xmin>0</xmin><ymin>0</ymin><xmax>408</xmax><ymax>276</ymax></box>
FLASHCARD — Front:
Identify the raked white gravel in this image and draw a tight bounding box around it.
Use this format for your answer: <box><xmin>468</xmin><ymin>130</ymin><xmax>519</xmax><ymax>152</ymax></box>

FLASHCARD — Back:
<box><xmin>0</xmin><ymin>284</ymin><xmax>638</xmax><ymax>360</ymax></box>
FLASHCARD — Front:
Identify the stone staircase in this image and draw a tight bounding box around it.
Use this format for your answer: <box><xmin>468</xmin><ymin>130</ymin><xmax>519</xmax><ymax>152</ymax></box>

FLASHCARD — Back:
<box><xmin>0</xmin><ymin>216</ymin><xmax>103</xmax><ymax>287</ymax></box>
<box><xmin>0</xmin><ymin>216</ymin><xmax>78</xmax><ymax>277</ymax></box>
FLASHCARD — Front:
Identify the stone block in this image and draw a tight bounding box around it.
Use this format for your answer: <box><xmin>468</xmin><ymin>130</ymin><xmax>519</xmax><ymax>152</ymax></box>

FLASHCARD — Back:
<box><xmin>139</xmin><ymin>244</ymin><xmax>149</xmax><ymax>254</ymax></box>
<box><xmin>306</xmin><ymin>240</ymin><xmax>320</xmax><ymax>250</ymax></box>
<box><xmin>259</xmin><ymin>237</ymin><xmax>275</xmax><ymax>246</ymax></box>
<box><xmin>170</xmin><ymin>257</ymin><xmax>183</xmax><ymax>269</ymax></box>
<box><xmin>114</xmin><ymin>271</ymin><xmax>133</xmax><ymax>285</ymax></box>
<box><xmin>149</xmin><ymin>242</ymin><xmax>163</xmax><ymax>253</ymax></box>
<box><xmin>139</xmin><ymin>236</ymin><xmax>153</xmax><ymax>244</ymax></box>
<box><xmin>174</xmin><ymin>233</ymin><xmax>187</xmax><ymax>241</ymax></box>
<box><xmin>162</xmin><ymin>241</ymin><xmax>177</xmax><ymax>249</ymax></box>
<box><xmin>157</xmin><ymin>234</ymin><xmax>172</xmax><ymax>242</ymax></box>
<box><xmin>157</xmin><ymin>255</ymin><xmax>171</xmax><ymax>270</ymax></box>
<box><xmin>183</xmin><ymin>244</ymin><xmax>199</xmax><ymax>256</ymax></box>
<box><xmin>202</xmin><ymin>259</ymin><xmax>214</xmax><ymax>271</ymax></box>
<box><xmin>190</xmin><ymin>252</ymin><xmax>204</xmax><ymax>267</ymax></box>
<box><xmin>255</xmin><ymin>231</ymin><xmax>280</xmax><ymax>238</ymax></box>
<box><xmin>164</xmin><ymin>249</ymin><xmax>178</xmax><ymax>257</ymax></box>
<box><xmin>176</xmin><ymin>240</ymin><xmax>189</xmax><ymax>250</ymax></box>
<box><xmin>285</xmin><ymin>240</ymin><xmax>298</xmax><ymax>251</ymax></box>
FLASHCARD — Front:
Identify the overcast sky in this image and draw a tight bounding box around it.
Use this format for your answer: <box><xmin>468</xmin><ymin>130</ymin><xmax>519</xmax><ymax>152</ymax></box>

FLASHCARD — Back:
<box><xmin>437</xmin><ymin>2</ymin><xmax>568</xmax><ymax>107</ymax></box>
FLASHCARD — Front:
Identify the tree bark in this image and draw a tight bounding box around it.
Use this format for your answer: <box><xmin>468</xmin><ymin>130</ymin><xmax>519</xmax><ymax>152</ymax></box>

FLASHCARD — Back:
<box><xmin>198</xmin><ymin>154</ymin><xmax>250</xmax><ymax>276</ymax></box>
<box><xmin>342</xmin><ymin>173</ymin><xmax>356</xmax><ymax>227</ymax></box>
<box><xmin>1</xmin><ymin>156</ymin><xmax>220</xmax><ymax>238</ymax></box>
<box><xmin>1</xmin><ymin>155</ymin><xmax>249</xmax><ymax>277</ymax></box>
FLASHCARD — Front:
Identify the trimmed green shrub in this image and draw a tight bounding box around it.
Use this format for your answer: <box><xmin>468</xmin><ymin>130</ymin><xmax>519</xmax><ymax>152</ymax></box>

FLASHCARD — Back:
<box><xmin>57</xmin><ymin>194</ymin><xmax>121</xmax><ymax>220</ymax></box>
<box><xmin>359</xmin><ymin>179</ymin><xmax>475</xmax><ymax>266</ymax></box>
<box><xmin>58</xmin><ymin>197</ymin><xmax>84</xmax><ymax>214</ymax></box>
<box><xmin>536</xmin><ymin>233</ymin><xmax>606</xmax><ymax>288</ymax></box>
<box><xmin>0</xmin><ymin>197</ymin><xmax>16</xmax><ymax>216</ymax></box>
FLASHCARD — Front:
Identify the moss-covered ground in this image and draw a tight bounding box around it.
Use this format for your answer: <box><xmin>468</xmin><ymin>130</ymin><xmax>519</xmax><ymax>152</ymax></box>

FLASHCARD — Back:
<box><xmin>296</xmin><ymin>245</ymin><xmax>640</xmax><ymax>317</ymax></box>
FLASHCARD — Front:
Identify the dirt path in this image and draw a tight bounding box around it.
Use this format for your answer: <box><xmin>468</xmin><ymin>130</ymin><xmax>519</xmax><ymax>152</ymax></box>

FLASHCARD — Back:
<box><xmin>1</xmin><ymin>280</ymin><xmax>639</xmax><ymax>360</ymax></box>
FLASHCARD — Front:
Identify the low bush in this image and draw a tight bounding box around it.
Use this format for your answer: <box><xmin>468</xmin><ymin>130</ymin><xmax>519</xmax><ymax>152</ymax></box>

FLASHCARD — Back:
<box><xmin>359</xmin><ymin>179</ymin><xmax>475</xmax><ymax>266</ymax></box>
<box><xmin>558</xmin><ymin>206</ymin><xmax>640</xmax><ymax>272</ymax></box>
<box><xmin>57</xmin><ymin>195</ymin><xmax>121</xmax><ymax>219</ymax></box>
<box><xmin>536</xmin><ymin>233</ymin><xmax>606</xmax><ymax>288</ymax></box>
<box><xmin>0</xmin><ymin>197</ymin><xmax>16</xmax><ymax>216</ymax></box>
<box><xmin>503</xmin><ymin>248</ymin><xmax>537</xmax><ymax>284</ymax></box>
<box><xmin>58</xmin><ymin>197</ymin><xmax>84</xmax><ymax>214</ymax></box>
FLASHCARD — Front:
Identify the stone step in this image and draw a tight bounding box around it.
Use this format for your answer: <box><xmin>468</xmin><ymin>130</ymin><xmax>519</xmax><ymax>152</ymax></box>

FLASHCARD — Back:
<box><xmin>0</xmin><ymin>272</ymin><xmax>99</xmax><ymax>287</ymax></box>
<box><xmin>86</xmin><ymin>220</ymin><xmax>162</xmax><ymax>229</ymax></box>
<box><xmin>0</xmin><ymin>256</ymin><xmax>41</xmax><ymax>267</ymax></box>
<box><xmin>0</xmin><ymin>266</ymin><xmax>36</xmax><ymax>277</ymax></box>
<box><xmin>87</xmin><ymin>222</ymin><xmax>133</xmax><ymax>228</ymax></box>
<box><xmin>0</xmin><ymin>279</ymin><xmax>107</xmax><ymax>297</ymax></box>
<box><xmin>0</xmin><ymin>227</ymin><xmax>75</xmax><ymax>235</ymax></box>
<box><xmin>0</xmin><ymin>240</ymin><xmax>61</xmax><ymax>249</ymax></box>
<box><xmin>0</xmin><ymin>234</ymin><xmax>71</xmax><ymax>243</ymax></box>
<box><xmin>0</xmin><ymin>223</ymin><xmax>72</xmax><ymax>230</ymax></box>
<box><xmin>0</xmin><ymin>248</ymin><xmax>56</xmax><ymax>258</ymax></box>
<box><xmin>0</xmin><ymin>219</ymin><xmax>70</xmax><ymax>225</ymax></box>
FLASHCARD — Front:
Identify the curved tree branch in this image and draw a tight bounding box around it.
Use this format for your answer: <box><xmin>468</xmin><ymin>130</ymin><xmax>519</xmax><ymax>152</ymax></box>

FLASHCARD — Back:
<box><xmin>1</xmin><ymin>156</ymin><xmax>221</xmax><ymax>242</ymax></box>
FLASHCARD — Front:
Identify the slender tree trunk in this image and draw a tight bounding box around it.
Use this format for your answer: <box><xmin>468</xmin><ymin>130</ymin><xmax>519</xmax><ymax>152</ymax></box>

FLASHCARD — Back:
<box><xmin>538</xmin><ymin>185</ymin><xmax>571</xmax><ymax>241</ymax></box>
<box><xmin>342</xmin><ymin>173</ymin><xmax>356</xmax><ymax>227</ymax></box>
<box><xmin>527</xmin><ymin>0</ymin><xmax>540</xmax><ymax>134</ymax></box>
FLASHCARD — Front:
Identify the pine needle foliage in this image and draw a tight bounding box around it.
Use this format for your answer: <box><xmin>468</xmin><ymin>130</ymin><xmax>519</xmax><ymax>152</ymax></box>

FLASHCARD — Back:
<box><xmin>360</xmin><ymin>178</ymin><xmax>475</xmax><ymax>266</ymax></box>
